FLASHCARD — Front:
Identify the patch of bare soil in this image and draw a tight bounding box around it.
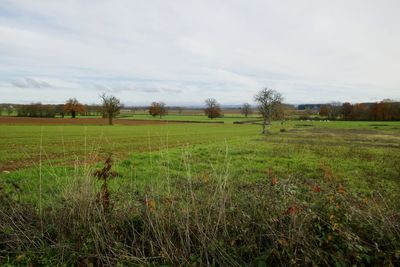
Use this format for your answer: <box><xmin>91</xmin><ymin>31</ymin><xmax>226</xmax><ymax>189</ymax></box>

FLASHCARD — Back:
<box><xmin>0</xmin><ymin>156</ymin><xmax>42</xmax><ymax>172</ymax></box>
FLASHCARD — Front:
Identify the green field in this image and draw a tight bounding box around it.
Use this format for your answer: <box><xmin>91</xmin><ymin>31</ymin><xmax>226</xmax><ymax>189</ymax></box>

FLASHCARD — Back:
<box><xmin>1</xmin><ymin>120</ymin><xmax>400</xmax><ymax>265</ymax></box>
<box><xmin>0</xmin><ymin>109</ymin><xmax>262</xmax><ymax>124</ymax></box>
<box><xmin>1</xmin><ymin>121</ymin><xmax>400</xmax><ymax>195</ymax></box>
<box><xmin>118</xmin><ymin>113</ymin><xmax>261</xmax><ymax>123</ymax></box>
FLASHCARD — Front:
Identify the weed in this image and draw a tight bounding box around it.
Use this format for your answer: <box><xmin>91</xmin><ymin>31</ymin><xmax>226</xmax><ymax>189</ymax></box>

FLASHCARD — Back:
<box><xmin>94</xmin><ymin>155</ymin><xmax>118</xmax><ymax>210</ymax></box>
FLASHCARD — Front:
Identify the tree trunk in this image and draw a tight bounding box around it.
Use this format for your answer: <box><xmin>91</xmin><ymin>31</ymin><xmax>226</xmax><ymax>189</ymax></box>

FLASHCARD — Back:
<box><xmin>262</xmin><ymin>119</ymin><xmax>266</xmax><ymax>134</ymax></box>
<box><xmin>108</xmin><ymin>115</ymin><xmax>113</xmax><ymax>125</ymax></box>
<box><xmin>71</xmin><ymin>111</ymin><xmax>76</xmax><ymax>118</ymax></box>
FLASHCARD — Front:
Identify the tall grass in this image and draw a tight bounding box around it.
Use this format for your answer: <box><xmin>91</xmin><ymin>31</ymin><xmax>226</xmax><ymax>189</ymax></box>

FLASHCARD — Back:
<box><xmin>1</xmin><ymin>146</ymin><xmax>400</xmax><ymax>266</ymax></box>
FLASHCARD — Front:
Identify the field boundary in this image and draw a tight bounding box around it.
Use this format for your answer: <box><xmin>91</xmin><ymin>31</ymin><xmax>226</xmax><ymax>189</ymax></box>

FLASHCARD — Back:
<box><xmin>0</xmin><ymin>117</ymin><xmax>227</xmax><ymax>125</ymax></box>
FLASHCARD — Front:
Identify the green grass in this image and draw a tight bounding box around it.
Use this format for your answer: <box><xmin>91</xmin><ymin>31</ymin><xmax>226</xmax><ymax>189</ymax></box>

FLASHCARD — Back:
<box><xmin>1</xmin><ymin>120</ymin><xmax>399</xmax><ymax>202</ymax></box>
<box><xmin>0</xmin><ymin>123</ymin><xmax>258</xmax><ymax>164</ymax></box>
<box><xmin>118</xmin><ymin>113</ymin><xmax>261</xmax><ymax>123</ymax></box>
<box><xmin>1</xmin><ymin>111</ymin><xmax>261</xmax><ymax>123</ymax></box>
<box><xmin>1</xmin><ymin>120</ymin><xmax>400</xmax><ymax>265</ymax></box>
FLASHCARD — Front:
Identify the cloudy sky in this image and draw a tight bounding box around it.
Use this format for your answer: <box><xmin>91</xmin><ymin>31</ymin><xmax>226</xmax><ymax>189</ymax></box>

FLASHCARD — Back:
<box><xmin>0</xmin><ymin>0</ymin><xmax>399</xmax><ymax>105</ymax></box>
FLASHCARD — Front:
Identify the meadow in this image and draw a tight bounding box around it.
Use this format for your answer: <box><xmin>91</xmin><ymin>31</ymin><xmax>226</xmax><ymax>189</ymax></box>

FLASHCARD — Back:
<box><xmin>1</xmin><ymin>119</ymin><xmax>400</xmax><ymax>266</ymax></box>
<box><xmin>117</xmin><ymin>112</ymin><xmax>261</xmax><ymax>124</ymax></box>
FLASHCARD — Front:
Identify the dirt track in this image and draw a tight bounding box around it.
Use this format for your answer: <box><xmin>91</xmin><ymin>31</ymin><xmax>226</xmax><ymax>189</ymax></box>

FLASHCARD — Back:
<box><xmin>0</xmin><ymin>117</ymin><xmax>171</xmax><ymax>125</ymax></box>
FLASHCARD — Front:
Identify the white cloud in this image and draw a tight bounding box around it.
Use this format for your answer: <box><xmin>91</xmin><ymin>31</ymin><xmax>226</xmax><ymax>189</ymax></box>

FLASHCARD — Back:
<box><xmin>0</xmin><ymin>0</ymin><xmax>399</xmax><ymax>105</ymax></box>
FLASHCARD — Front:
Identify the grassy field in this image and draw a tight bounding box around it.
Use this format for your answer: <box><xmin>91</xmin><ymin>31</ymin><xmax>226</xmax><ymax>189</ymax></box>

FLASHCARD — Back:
<box><xmin>1</xmin><ymin>120</ymin><xmax>400</xmax><ymax>265</ymax></box>
<box><xmin>0</xmin><ymin>112</ymin><xmax>262</xmax><ymax>124</ymax></box>
<box><xmin>118</xmin><ymin>113</ymin><xmax>261</xmax><ymax>123</ymax></box>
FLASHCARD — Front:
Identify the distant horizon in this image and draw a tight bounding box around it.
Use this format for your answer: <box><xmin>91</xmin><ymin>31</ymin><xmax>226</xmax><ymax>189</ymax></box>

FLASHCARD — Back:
<box><xmin>1</xmin><ymin>98</ymin><xmax>398</xmax><ymax>108</ymax></box>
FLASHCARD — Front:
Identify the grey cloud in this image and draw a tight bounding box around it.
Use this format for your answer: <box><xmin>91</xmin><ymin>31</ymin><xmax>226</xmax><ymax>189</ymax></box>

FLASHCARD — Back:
<box><xmin>94</xmin><ymin>84</ymin><xmax>109</xmax><ymax>92</ymax></box>
<box><xmin>96</xmin><ymin>84</ymin><xmax>183</xmax><ymax>94</ymax></box>
<box><xmin>12</xmin><ymin>78</ymin><xmax>52</xmax><ymax>88</ymax></box>
<box><xmin>117</xmin><ymin>86</ymin><xmax>159</xmax><ymax>93</ymax></box>
<box><xmin>161</xmin><ymin>88</ymin><xmax>182</xmax><ymax>93</ymax></box>
<box><xmin>94</xmin><ymin>84</ymin><xmax>160</xmax><ymax>93</ymax></box>
<box><xmin>124</xmin><ymin>87</ymin><xmax>182</xmax><ymax>93</ymax></box>
<box><xmin>141</xmin><ymin>88</ymin><xmax>159</xmax><ymax>93</ymax></box>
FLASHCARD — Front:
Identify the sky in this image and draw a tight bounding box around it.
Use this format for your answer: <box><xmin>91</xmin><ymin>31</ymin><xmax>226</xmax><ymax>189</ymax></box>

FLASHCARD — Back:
<box><xmin>0</xmin><ymin>0</ymin><xmax>399</xmax><ymax>106</ymax></box>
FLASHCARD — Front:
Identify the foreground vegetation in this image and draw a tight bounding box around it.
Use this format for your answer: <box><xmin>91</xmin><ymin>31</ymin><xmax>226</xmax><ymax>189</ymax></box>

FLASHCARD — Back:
<box><xmin>1</xmin><ymin>121</ymin><xmax>400</xmax><ymax>265</ymax></box>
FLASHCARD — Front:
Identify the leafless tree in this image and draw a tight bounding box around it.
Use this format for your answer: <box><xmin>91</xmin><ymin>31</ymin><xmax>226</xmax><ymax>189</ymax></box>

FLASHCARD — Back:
<box><xmin>158</xmin><ymin>102</ymin><xmax>167</xmax><ymax>118</ymax></box>
<box><xmin>204</xmin><ymin>98</ymin><xmax>222</xmax><ymax>119</ymax></box>
<box><xmin>254</xmin><ymin>88</ymin><xmax>283</xmax><ymax>134</ymax></box>
<box><xmin>241</xmin><ymin>103</ymin><xmax>252</xmax><ymax>118</ymax></box>
<box><xmin>100</xmin><ymin>93</ymin><xmax>121</xmax><ymax>125</ymax></box>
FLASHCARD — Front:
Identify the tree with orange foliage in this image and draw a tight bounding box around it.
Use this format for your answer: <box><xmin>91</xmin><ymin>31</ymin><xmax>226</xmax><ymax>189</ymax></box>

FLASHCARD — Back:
<box><xmin>63</xmin><ymin>98</ymin><xmax>85</xmax><ymax>118</ymax></box>
<box><xmin>377</xmin><ymin>101</ymin><xmax>391</xmax><ymax>120</ymax></box>
<box><xmin>352</xmin><ymin>103</ymin><xmax>369</xmax><ymax>120</ymax></box>
<box><xmin>375</xmin><ymin>100</ymin><xmax>400</xmax><ymax>121</ymax></box>
<box><xmin>341</xmin><ymin>102</ymin><xmax>353</xmax><ymax>120</ymax></box>
<box><xmin>149</xmin><ymin>101</ymin><xmax>167</xmax><ymax>118</ymax></box>
<box><xmin>204</xmin><ymin>98</ymin><xmax>222</xmax><ymax>119</ymax></box>
<box><xmin>148</xmin><ymin>102</ymin><xmax>159</xmax><ymax>117</ymax></box>
<box><xmin>319</xmin><ymin>105</ymin><xmax>331</xmax><ymax>117</ymax></box>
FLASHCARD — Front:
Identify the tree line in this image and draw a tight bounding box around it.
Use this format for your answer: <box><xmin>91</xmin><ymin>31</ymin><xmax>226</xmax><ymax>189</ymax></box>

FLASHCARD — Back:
<box><xmin>3</xmin><ymin>90</ymin><xmax>399</xmax><ymax>127</ymax></box>
<box><xmin>319</xmin><ymin>101</ymin><xmax>400</xmax><ymax>121</ymax></box>
<box><xmin>8</xmin><ymin>94</ymin><xmax>121</xmax><ymax>125</ymax></box>
<box><xmin>14</xmin><ymin>103</ymin><xmax>103</xmax><ymax>118</ymax></box>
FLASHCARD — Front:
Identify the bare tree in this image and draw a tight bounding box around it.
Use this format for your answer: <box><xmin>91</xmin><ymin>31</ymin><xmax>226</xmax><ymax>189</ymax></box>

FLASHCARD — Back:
<box><xmin>254</xmin><ymin>88</ymin><xmax>283</xmax><ymax>134</ymax></box>
<box><xmin>204</xmin><ymin>98</ymin><xmax>222</xmax><ymax>119</ymax></box>
<box><xmin>241</xmin><ymin>103</ymin><xmax>252</xmax><ymax>118</ymax></box>
<box><xmin>100</xmin><ymin>93</ymin><xmax>121</xmax><ymax>125</ymax></box>
<box><xmin>159</xmin><ymin>102</ymin><xmax>168</xmax><ymax>118</ymax></box>
<box><xmin>63</xmin><ymin>98</ymin><xmax>85</xmax><ymax>118</ymax></box>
